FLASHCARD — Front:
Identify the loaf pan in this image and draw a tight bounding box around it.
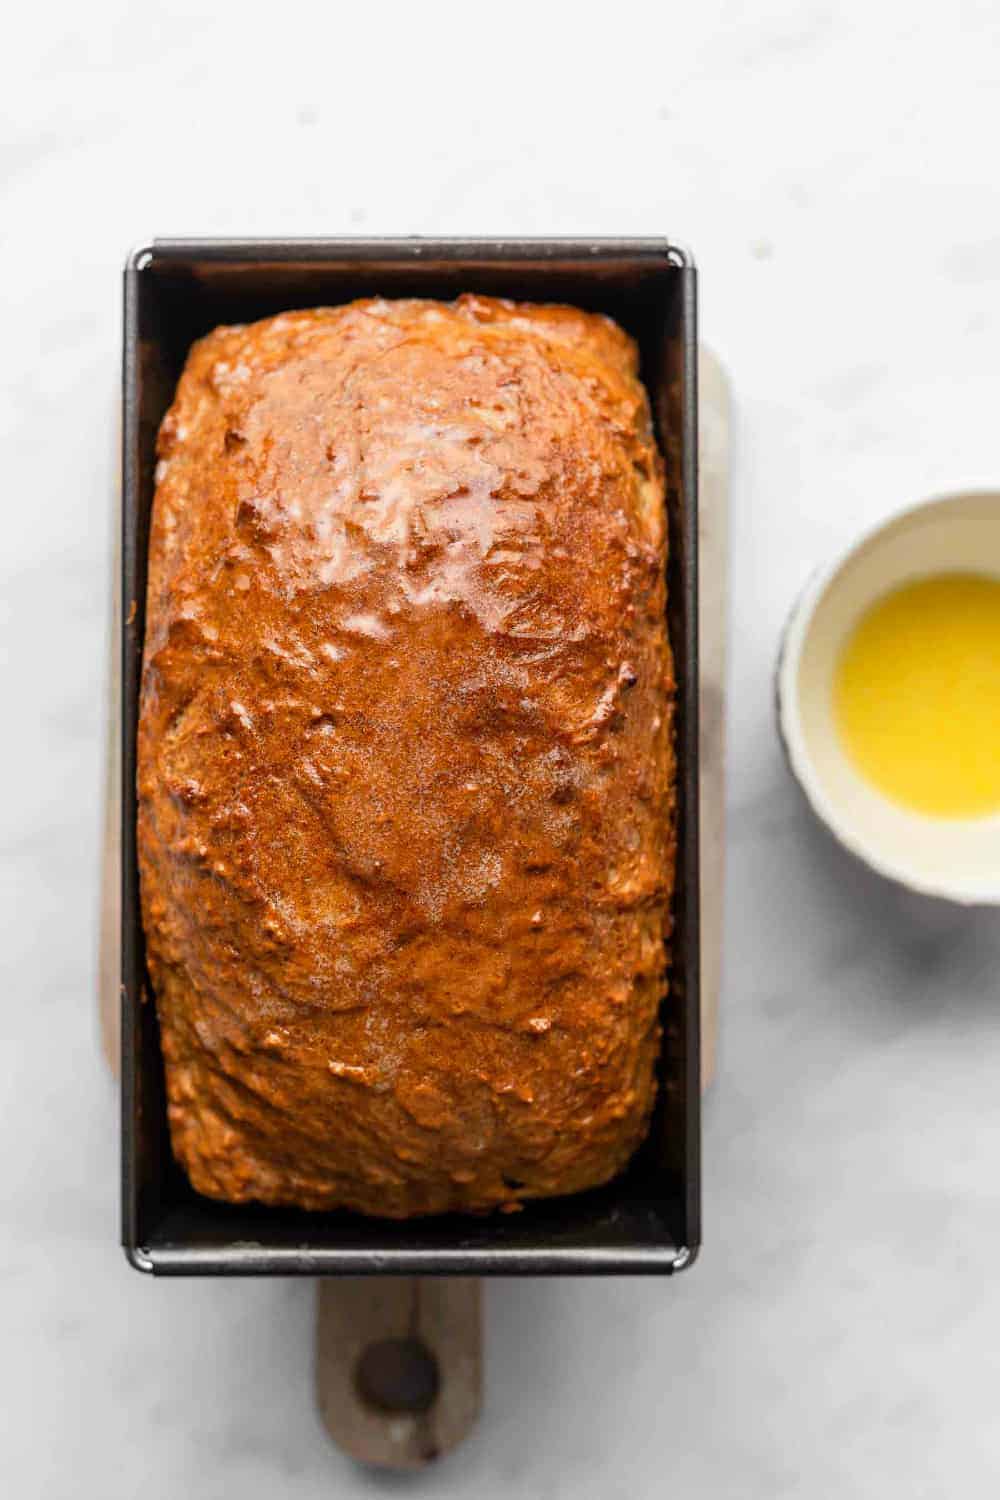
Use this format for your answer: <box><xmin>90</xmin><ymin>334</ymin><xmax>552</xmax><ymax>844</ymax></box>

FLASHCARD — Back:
<box><xmin>122</xmin><ymin>238</ymin><xmax>700</xmax><ymax>1275</ymax></box>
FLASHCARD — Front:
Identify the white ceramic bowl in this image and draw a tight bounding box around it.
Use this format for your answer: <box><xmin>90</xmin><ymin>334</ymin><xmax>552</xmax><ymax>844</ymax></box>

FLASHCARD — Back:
<box><xmin>777</xmin><ymin>490</ymin><xmax>1000</xmax><ymax>905</ymax></box>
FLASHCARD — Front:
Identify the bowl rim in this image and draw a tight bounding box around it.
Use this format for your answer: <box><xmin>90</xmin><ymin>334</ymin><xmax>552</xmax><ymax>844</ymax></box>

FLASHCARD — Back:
<box><xmin>776</xmin><ymin>487</ymin><xmax>1000</xmax><ymax>906</ymax></box>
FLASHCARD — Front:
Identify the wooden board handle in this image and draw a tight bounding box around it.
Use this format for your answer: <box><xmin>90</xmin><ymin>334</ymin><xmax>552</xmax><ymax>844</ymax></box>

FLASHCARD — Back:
<box><xmin>315</xmin><ymin>1277</ymin><xmax>481</xmax><ymax>1469</ymax></box>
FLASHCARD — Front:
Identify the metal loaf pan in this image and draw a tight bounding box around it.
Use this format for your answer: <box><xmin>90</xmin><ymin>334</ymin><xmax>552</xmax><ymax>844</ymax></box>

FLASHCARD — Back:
<box><xmin>122</xmin><ymin>238</ymin><xmax>700</xmax><ymax>1275</ymax></box>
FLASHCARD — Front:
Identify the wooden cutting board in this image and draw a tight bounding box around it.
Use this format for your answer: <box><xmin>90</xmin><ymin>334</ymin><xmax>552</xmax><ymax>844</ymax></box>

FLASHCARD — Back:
<box><xmin>97</xmin><ymin>346</ymin><xmax>729</xmax><ymax>1467</ymax></box>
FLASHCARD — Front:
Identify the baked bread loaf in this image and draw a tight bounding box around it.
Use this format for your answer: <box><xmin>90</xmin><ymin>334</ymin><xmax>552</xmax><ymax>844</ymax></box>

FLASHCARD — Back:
<box><xmin>138</xmin><ymin>295</ymin><xmax>675</xmax><ymax>1217</ymax></box>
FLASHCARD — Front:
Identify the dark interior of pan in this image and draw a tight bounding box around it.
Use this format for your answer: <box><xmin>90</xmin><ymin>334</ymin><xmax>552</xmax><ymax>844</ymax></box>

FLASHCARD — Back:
<box><xmin>122</xmin><ymin>239</ymin><xmax>700</xmax><ymax>1275</ymax></box>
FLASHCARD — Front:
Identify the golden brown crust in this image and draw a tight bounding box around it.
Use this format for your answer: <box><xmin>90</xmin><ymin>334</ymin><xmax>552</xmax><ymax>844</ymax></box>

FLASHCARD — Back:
<box><xmin>138</xmin><ymin>295</ymin><xmax>675</xmax><ymax>1217</ymax></box>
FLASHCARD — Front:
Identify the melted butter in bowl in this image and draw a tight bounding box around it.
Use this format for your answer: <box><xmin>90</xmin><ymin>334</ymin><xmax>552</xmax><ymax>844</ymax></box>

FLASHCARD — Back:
<box><xmin>834</xmin><ymin>573</ymin><xmax>1000</xmax><ymax>819</ymax></box>
<box><xmin>778</xmin><ymin>493</ymin><xmax>1000</xmax><ymax>904</ymax></box>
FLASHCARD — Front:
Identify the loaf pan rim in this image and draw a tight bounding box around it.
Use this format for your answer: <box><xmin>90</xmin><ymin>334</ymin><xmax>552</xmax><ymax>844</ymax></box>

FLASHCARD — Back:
<box><xmin>121</xmin><ymin>235</ymin><xmax>700</xmax><ymax>1276</ymax></box>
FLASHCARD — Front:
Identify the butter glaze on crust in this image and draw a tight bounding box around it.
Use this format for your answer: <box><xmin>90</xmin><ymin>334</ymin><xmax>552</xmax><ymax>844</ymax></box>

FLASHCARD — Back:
<box><xmin>138</xmin><ymin>295</ymin><xmax>676</xmax><ymax>1217</ymax></box>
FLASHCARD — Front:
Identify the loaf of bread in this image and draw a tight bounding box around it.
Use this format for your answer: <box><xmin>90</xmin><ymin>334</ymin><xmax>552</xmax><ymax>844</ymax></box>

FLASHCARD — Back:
<box><xmin>138</xmin><ymin>295</ymin><xmax>675</xmax><ymax>1217</ymax></box>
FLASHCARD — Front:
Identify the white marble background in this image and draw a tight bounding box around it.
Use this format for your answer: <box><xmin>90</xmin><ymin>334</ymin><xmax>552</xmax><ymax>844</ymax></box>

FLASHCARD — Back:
<box><xmin>3</xmin><ymin>2</ymin><xmax>1000</xmax><ymax>1495</ymax></box>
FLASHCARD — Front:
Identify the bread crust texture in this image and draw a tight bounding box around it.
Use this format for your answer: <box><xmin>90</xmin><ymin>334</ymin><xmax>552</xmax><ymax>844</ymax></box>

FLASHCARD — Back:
<box><xmin>138</xmin><ymin>295</ymin><xmax>675</xmax><ymax>1216</ymax></box>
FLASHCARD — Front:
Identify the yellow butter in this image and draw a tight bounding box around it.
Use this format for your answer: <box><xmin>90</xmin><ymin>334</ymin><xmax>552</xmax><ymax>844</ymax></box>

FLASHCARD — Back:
<box><xmin>834</xmin><ymin>573</ymin><xmax>1000</xmax><ymax>818</ymax></box>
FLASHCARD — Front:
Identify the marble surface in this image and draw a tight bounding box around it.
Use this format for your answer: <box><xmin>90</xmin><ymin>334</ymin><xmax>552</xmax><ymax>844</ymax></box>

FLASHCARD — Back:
<box><xmin>4</xmin><ymin>3</ymin><xmax>1000</xmax><ymax>1495</ymax></box>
